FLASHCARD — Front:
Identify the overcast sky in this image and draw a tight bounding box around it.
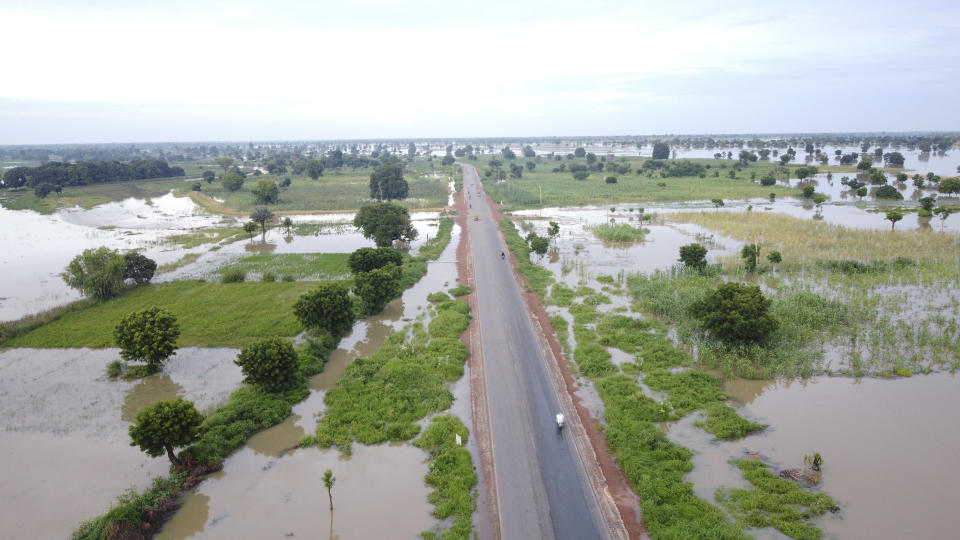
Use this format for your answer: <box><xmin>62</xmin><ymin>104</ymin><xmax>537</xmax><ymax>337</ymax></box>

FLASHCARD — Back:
<box><xmin>1</xmin><ymin>0</ymin><xmax>958</xmax><ymax>144</ymax></box>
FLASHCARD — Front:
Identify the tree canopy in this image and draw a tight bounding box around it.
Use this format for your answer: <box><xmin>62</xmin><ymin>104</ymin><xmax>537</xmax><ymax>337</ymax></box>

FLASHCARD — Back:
<box><xmin>235</xmin><ymin>337</ymin><xmax>301</xmax><ymax>392</ymax></box>
<box><xmin>114</xmin><ymin>307</ymin><xmax>181</xmax><ymax>372</ymax></box>
<box><xmin>253</xmin><ymin>178</ymin><xmax>279</xmax><ymax>204</ymax></box>
<box><xmin>369</xmin><ymin>163</ymin><xmax>409</xmax><ymax>200</ymax></box>
<box><xmin>63</xmin><ymin>247</ymin><xmax>127</xmax><ymax>300</ymax></box>
<box><xmin>353</xmin><ymin>264</ymin><xmax>402</xmax><ymax>315</ymax></box>
<box><xmin>123</xmin><ymin>252</ymin><xmax>157</xmax><ymax>285</ymax></box>
<box><xmin>129</xmin><ymin>398</ymin><xmax>203</xmax><ymax>467</ymax></box>
<box><xmin>348</xmin><ymin>247</ymin><xmax>403</xmax><ymax>274</ymax></box>
<box><xmin>221</xmin><ymin>171</ymin><xmax>245</xmax><ymax>192</ymax></box>
<box><xmin>353</xmin><ymin>202</ymin><xmax>418</xmax><ymax>247</ymax></box>
<box><xmin>652</xmin><ymin>142</ymin><xmax>670</xmax><ymax>159</ymax></box>
<box><xmin>678</xmin><ymin>243</ymin><xmax>707</xmax><ymax>271</ymax></box>
<box><xmin>293</xmin><ymin>282</ymin><xmax>355</xmax><ymax>336</ymax></box>
<box><xmin>689</xmin><ymin>282</ymin><xmax>777</xmax><ymax>344</ymax></box>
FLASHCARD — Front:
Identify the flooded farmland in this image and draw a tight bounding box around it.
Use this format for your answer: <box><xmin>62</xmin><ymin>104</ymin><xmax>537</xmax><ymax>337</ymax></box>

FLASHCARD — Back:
<box><xmin>0</xmin><ymin>347</ymin><xmax>242</xmax><ymax>539</ymax></box>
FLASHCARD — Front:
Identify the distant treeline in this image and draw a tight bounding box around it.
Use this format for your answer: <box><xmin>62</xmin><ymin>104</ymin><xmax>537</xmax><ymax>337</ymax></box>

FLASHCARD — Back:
<box><xmin>2</xmin><ymin>159</ymin><xmax>185</xmax><ymax>188</ymax></box>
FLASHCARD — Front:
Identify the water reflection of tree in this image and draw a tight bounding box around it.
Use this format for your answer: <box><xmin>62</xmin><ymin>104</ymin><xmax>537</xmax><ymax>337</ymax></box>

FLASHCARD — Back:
<box><xmin>245</xmin><ymin>241</ymin><xmax>277</xmax><ymax>254</ymax></box>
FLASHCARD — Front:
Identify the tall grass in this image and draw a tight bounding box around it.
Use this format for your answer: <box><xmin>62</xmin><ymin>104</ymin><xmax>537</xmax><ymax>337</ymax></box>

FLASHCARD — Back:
<box><xmin>585</xmin><ymin>223</ymin><xmax>646</xmax><ymax>243</ymax></box>
<box><xmin>502</xmin><ymin>219</ymin><xmax>554</xmax><ymax>297</ymax></box>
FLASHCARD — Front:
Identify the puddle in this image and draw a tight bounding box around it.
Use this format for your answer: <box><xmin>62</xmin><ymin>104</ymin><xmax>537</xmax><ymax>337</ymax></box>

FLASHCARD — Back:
<box><xmin>0</xmin><ymin>347</ymin><xmax>242</xmax><ymax>538</ymax></box>
<box><xmin>668</xmin><ymin>373</ymin><xmax>960</xmax><ymax>539</ymax></box>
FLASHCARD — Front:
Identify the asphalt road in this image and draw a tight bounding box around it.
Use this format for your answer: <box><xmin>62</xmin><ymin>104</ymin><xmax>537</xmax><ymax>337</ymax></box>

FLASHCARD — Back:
<box><xmin>461</xmin><ymin>165</ymin><xmax>609</xmax><ymax>540</ymax></box>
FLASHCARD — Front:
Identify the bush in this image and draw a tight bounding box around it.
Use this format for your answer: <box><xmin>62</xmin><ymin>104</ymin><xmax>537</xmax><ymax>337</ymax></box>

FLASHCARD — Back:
<box><xmin>106</xmin><ymin>360</ymin><xmax>123</xmax><ymax>379</ymax></box>
<box><xmin>448</xmin><ymin>285</ymin><xmax>471</xmax><ymax>297</ymax></box>
<box><xmin>123</xmin><ymin>252</ymin><xmax>157</xmax><ymax>284</ymax></box>
<box><xmin>354</xmin><ymin>264</ymin><xmax>402</xmax><ymax>315</ymax></box>
<box><xmin>293</xmin><ymin>282</ymin><xmax>355</xmax><ymax>335</ymax></box>
<box><xmin>875</xmin><ymin>185</ymin><xmax>903</xmax><ymax>200</ymax></box>
<box><xmin>678</xmin><ymin>243</ymin><xmax>708</xmax><ymax>271</ymax></box>
<box><xmin>235</xmin><ymin>337</ymin><xmax>301</xmax><ymax>393</ymax></box>
<box><xmin>63</xmin><ymin>247</ymin><xmax>127</xmax><ymax>300</ymax></box>
<box><xmin>261</xmin><ymin>272</ymin><xmax>276</xmax><ymax>282</ymax></box>
<box><xmin>689</xmin><ymin>282</ymin><xmax>777</xmax><ymax>344</ymax></box>
<box><xmin>114</xmin><ymin>307</ymin><xmax>180</xmax><ymax>373</ymax></box>
<box><xmin>349</xmin><ymin>247</ymin><xmax>404</xmax><ymax>274</ymax></box>
<box><xmin>281</xmin><ymin>274</ymin><xmax>295</xmax><ymax>282</ymax></box>
<box><xmin>605</xmin><ymin>176</ymin><xmax>618</xmax><ymax>184</ymax></box>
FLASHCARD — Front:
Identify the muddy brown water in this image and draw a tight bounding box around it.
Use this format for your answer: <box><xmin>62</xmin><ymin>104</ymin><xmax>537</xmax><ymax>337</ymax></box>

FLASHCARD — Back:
<box><xmin>662</xmin><ymin>373</ymin><xmax>960</xmax><ymax>539</ymax></box>
<box><xmin>0</xmin><ymin>347</ymin><xmax>241</xmax><ymax>538</ymax></box>
<box><xmin>158</xmin><ymin>223</ymin><xmax>478</xmax><ymax>539</ymax></box>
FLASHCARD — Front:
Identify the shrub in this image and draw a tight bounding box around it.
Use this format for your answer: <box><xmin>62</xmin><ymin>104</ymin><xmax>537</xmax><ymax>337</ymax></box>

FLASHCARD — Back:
<box><xmin>63</xmin><ymin>247</ymin><xmax>127</xmax><ymax>300</ymax></box>
<box><xmin>605</xmin><ymin>176</ymin><xmax>618</xmax><ymax>184</ymax></box>
<box><xmin>221</xmin><ymin>268</ymin><xmax>246</xmax><ymax>283</ymax></box>
<box><xmin>448</xmin><ymin>285</ymin><xmax>471</xmax><ymax>297</ymax></box>
<box><xmin>235</xmin><ymin>337</ymin><xmax>301</xmax><ymax>393</ymax></box>
<box><xmin>261</xmin><ymin>272</ymin><xmax>276</xmax><ymax>282</ymax></box>
<box><xmin>348</xmin><ymin>247</ymin><xmax>403</xmax><ymax>274</ymax></box>
<box><xmin>875</xmin><ymin>185</ymin><xmax>903</xmax><ymax>200</ymax></box>
<box><xmin>293</xmin><ymin>282</ymin><xmax>355</xmax><ymax>335</ymax></box>
<box><xmin>689</xmin><ymin>282</ymin><xmax>777</xmax><ymax>344</ymax></box>
<box><xmin>114</xmin><ymin>307</ymin><xmax>180</xmax><ymax>373</ymax></box>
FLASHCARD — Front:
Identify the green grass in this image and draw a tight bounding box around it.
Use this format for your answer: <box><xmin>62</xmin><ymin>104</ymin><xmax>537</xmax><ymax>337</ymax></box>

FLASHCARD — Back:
<box><xmin>478</xmin><ymin>157</ymin><xmax>800</xmax><ymax>208</ymax></box>
<box><xmin>414</xmin><ymin>415</ymin><xmax>477</xmax><ymax>540</ymax></box>
<box><xmin>310</xmin><ymin>298</ymin><xmax>471</xmax><ymax>454</ymax></box>
<box><xmin>716</xmin><ymin>459</ymin><xmax>837</xmax><ymax>540</ymax></box>
<box><xmin>164</xmin><ymin>227</ymin><xmax>244</xmax><ymax>249</ymax></box>
<box><xmin>189</xmin><ymin>172</ymin><xmax>448</xmax><ymax>214</ymax></box>
<box><xmin>157</xmin><ymin>253</ymin><xmax>201</xmax><ymax>273</ymax></box>
<box><xmin>3</xmin><ymin>281</ymin><xmax>320</xmax><ymax>348</ymax></box>
<box><xmin>1</xmin><ymin>177</ymin><xmax>194</xmax><ymax>214</ymax></box>
<box><xmin>585</xmin><ymin>223</ymin><xmax>646</xmax><ymax>243</ymax></box>
<box><xmin>695</xmin><ymin>404</ymin><xmax>768</xmax><ymax>441</ymax></box>
<box><xmin>448</xmin><ymin>285</ymin><xmax>471</xmax><ymax>297</ymax></box>
<box><xmin>214</xmin><ymin>253</ymin><xmax>352</xmax><ymax>281</ymax></box>
<box><xmin>550</xmin><ymin>282</ymin><xmax>576</xmax><ymax>306</ymax></box>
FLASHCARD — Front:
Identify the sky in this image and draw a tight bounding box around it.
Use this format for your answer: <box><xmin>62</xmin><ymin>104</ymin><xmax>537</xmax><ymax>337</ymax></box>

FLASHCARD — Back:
<box><xmin>0</xmin><ymin>0</ymin><xmax>958</xmax><ymax>144</ymax></box>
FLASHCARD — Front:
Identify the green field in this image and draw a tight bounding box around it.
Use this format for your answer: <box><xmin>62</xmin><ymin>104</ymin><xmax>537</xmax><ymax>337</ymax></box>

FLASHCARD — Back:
<box><xmin>3</xmin><ymin>280</ymin><xmax>325</xmax><ymax>348</ymax></box>
<box><xmin>470</xmin><ymin>155</ymin><xmax>854</xmax><ymax>207</ymax></box>
<box><xmin>0</xmin><ymin>176</ymin><xmax>195</xmax><ymax>213</ymax></box>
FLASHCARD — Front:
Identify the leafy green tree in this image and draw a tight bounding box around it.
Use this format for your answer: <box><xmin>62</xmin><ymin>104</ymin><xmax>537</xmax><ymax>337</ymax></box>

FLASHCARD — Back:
<box><xmin>711</xmin><ymin>198</ymin><xmax>724</xmax><ymax>208</ymax></box>
<box><xmin>129</xmin><ymin>398</ymin><xmax>203</xmax><ymax>467</ymax></box>
<box><xmin>856</xmin><ymin>186</ymin><xmax>868</xmax><ymax>199</ymax></box>
<box><xmin>767</xmin><ymin>251</ymin><xmax>782</xmax><ymax>265</ymax></box>
<box><xmin>215</xmin><ymin>157</ymin><xmax>235</xmax><ymax>172</ymax></box>
<box><xmin>353</xmin><ymin>264</ymin><xmax>401</xmax><ymax>314</ymax></box>
<box><xmin>323</xmin><ymin>469</ymin><xmax>336</xmax><ymax>510</ymax></box>
<box><xmin>221</xmin><ymin>171</ymin><xmax>245</xmax><ymax>192</ymax></box>
<box><xmin>522</xmin><ymin>145</ymin><xmax>536</xmax><ymax>158</ymax></box>
<box><xmin>547</xmin><ymin>221</ymin><xmax>560</xmax><ymax>240</ymax></box>
<box><xmin>572</xmin><ymin>170</ymin><xmax>590</xmax><ymax>181</ymax></box>
<box><xmin>875</xmin><ymin>185</ymin><xmax>903</xmax><ymax>200</ymax></box>
<box><xmin>689</xmin><ymin>282</ymin><xmax>777</xmax><ymax>344</ymax></box>
<box><xmin>369</xmin><ymin>163</ymin><xmax>409</xmax><ymax>200</ymax></box>
<box><xmin>234</xmin><ymin>337</ymin><xmax>300</xmax><ymax>392</ymax></box>
<box><xmin>605</xmin><ymin>176</ymin><xmax>617</xmax><ymax>184</ymax></box>
<box><xmin>741</xmin><ymin>244</ymin><xmax>761</xmax><ymax>272</ymax></box>
<box><xmin>885</xmin><ymin>209</ymin><xmax>904</xmax><ymax>230</ymax></box>
<box><xmin>525</xmin><ymin>161</ymin><xmax>536</xmax><ymax>171</ymax></box>
<box><xmin>678</xmin><ymin>243</ymin><xmax>708</xmax><ymax>271</ymax></box>
<box><xmin>293</xmin><ymin>282</ymin><xmax>355</xmax><ymax>336</ymax></box>
<box><xmin>812</xmin><ymin>193</ymin><xmax>827</xmax><ymax>210</ymax></box>
<box><xmin>63</xmin><ymin>247</ymin><xmax>127</xmax><ymax>300</ymax></box>
<box><xmin>281</xmin><ymin>216</ymin><xmax>294</xmax><ymax>233</ymax></box>
<box><xmin>509</xmin><ymin>163</ymin><xmax>523</xmax><ymax>178</ymax></box>
<box><xmin>939</xmin><ymin>177</ymin><xmax>960</xmax><ymax>195</ymax></box>
<box><xmin>919</xmin><ymin>196</ymin><xmax>937</xmax><ymax>214</ymax></box>
<box><xmin>574</xmin><ymin>147</ymin><xmax>586</xmax><ymax>158</ymax></box>
<box><xmin>252</xmin><ymin>178</ymin><xmax>279</xmax><ymax>204</ymax></box>
<box><xmin>529</xmin><ymin>235</ymin><xmax>549</xmax><ymax>259</ymax></box>
<box><xmin>243</xmin><ymin>221</ymin><xmax>259</xmax><ymax>238</ymax></box>
<box><xmin>934</xmin><ymin>206</ymin><xmax>955</xmax><ymax>230</ymax></box>
<box><xmin>652</xmin><ymin>142</ymin><xmax>670</xmax><ymax>159</ymax></box>
<box><xmin>202</xmin><ymin>170</ymin><xmax>216</xmax><ymax>183</ymax></box>
<box><xmin>114</xmin><ymin>307</ymin><xmax>181</xmax><ymax>373</ymax></box>
<box><xmin>353</xmin><ymin>202</ymin><xmax>418</xmax><ymax>247</ymax></box>
<box><xmin>348</xmin><ymin>247</ymin><xmax>403</xmax><ymax>274</ymax></box>
<box><xmin>802</xmin><ymin>184</ymin><xmax>816</xmax><ymax>198</ymax></box>
<box><xmin>305</xmin><ymin>158</ymin><xmax>325</xmax><ymax>180</ymax></box>
<box><xmin>250</xmin><ymin>206</ymin><xmax>274</xmax><ymax>235</ymax></box>
<box><xmin>441</xmin><ymin>155</ymin><xmax>455</xmax><ymax>166</ymax></box>
<box><xmin>123</xmin><ymin>252</ymin><xmax>157</xmax><ymax>284</ymax></box>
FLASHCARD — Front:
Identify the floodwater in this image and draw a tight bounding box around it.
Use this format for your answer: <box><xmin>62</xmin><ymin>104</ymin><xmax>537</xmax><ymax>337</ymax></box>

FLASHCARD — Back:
<box><xmin>157</xmin><ymin>223</ymin><xmax>475</xmax><ymax>539</ymax></box>
<box><xmin>666</xmin><ymin>373</ymin><xmax>960</xmax><ymax>540</ymax></box>
<box><xmin>0</xmin><ymin>347</ymin><xmax>242</xmax><ymax>539</ymax></box>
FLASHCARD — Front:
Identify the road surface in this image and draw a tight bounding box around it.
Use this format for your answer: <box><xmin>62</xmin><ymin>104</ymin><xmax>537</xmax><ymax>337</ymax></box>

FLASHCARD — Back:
<box><xmin>461</xmin><ymin>164</ymin><xmax>613</xmax><ymax>540</ymax></box>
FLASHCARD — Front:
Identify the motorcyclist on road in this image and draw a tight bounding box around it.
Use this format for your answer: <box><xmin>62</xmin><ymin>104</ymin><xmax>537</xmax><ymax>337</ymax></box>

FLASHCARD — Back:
<box><xmin>556</xmin><ymin>413</ymin><xmax>564</xmax><ymax>429</ymax></box>
<box><xmin>501</xmin><ymin>252</ymin><xmax>505</xmax><ymax>260</ymax></box>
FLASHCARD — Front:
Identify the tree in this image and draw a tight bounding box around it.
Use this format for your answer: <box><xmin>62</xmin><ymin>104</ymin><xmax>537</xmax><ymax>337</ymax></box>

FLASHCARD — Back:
<box><xmin>547</xmin><ymin>221</ymin><xmax>560</xmax><ymax>240</ymax></box>
<box><xmin>522</xmin><ymin>145</ymin><xmax>536</xmax><ymax>158</ymax></box>
<box><xmin>939</xmin><ymin>177</ymin><xmax>960</xmax><ymax>195</ymax></box>
<box><xmin>883</xmin><ymin>152</ymin><xmax>905</xmax><ymax>167</ymax></box>
<box><xmin>605</xmin><ymin>176</ymin><xmax>617</xmax><ymax>184</ymax></box>
<box><xmin>354</xmin><ymin>202</ymin><xmax>418</xmax><ymax>247</ymax></box>
<box><xmin>741</xmin><ymin>244</ymin><xmax>761</xmax><ymax>272</ymax></box>
<box><xmin>221</xmin><ymin>171</ymin><xmax>245</xmax><ymax>192</ymax></box>
<box><xmin>293</xmin><ymin>282</ymin><xmax>355</xmax><ymax>335</ymax></box>
<box><xmin>767</xmin><ymin>251</ymin><xmax>782</xmax><ymax>265</ymax></box>
<box><xmin>678</xmin><ymin>243</ymin><xmax>708</xmax><ymax>272</ymax></box>
<box><xmin>235</xmin><ymin>337</ymin><xmax>300</xmax><ymax>392</ymax></box>
<box><xmin>202</xmin><ymin>170</ymin><xmax>216</xmax><ymax>183</ymax></box>
<box><xmin>129</xmin><ymin>398</ymin><xmax>202</xmax><ymax>467</ymax></box>
<box><xmin>529</xmin><ymin>235</ymin><xmax>549</xmax><ymax>259</ymax></box>
<box><xmin>114</xmin><ymin>307</ymin><xmax>181</xmax><ymax>372</ymax></box>
<box><xmin>711</xmin><ymin>198</ymin><xmax>724</xmax><ymax>208</ymax></box>
<box><xmin>934</xmin><ymin>206</ymin><xmax>955</xmax><ymax>230</ymax></box>
<box><xmin>509</xmin><ymin>163</ymin><xmax>523</xmax><ymax>178</ymax></box>
<box><xmin>305</xmin><ymin>158</ymin><xmax>325</xmax><ymax>180</ymax></box>
<box><xmin>123</xmin><ymin>252</ymin><xmax>157</xmax><ymax>284</ymax></box>
<box><xmin>875</xmin><ymin>185</ymin><xmax>903</xmax><ymax>200</ymax></box>
<box><xmin>250</xmin><ymin>206</ymin><xmax>274</xmax><ymax>235</ymax></box>
<box><xmin>353</xmin><ymin>264</ymin><xmax>401</xmax><ymax>314</ymax></box>
<box><xmin>919</xmin><ymin>196</ymin><xmax>937</xmax><ymax>214</ymax></box>
<box><xmin>369</xmin><ymin>163</ymin><xmax>409</xmax><ymax>200</ymax></box>
<box><xmin>572</xmin><ymin>170</ymin><xmax>590</xmax><ymax>181</ymax></box>
<box><xmin>215</xmin><ymin>157</ymin><xmax>235</xmax><ymax>172</ymax></box>
<box><xmin>802</xmin><ymin>184</ymin><xmax>816</xmax><ymax>198</ymax></box>
<box><xmin>652</xmin><ymin>142</ymin><xmax>670</xmax><ymax>159</ymax></box>
<box><xmin>348</xmin><ymin>247</ymin><xmax>403</xmax><ymax>274</ymax></box>
<box><xmin>885</xmin><ymin>209</ymin><xmax>904</xmax><ymax>230</ymax></box>
<box><xmin>63</xmin><ymin>247</ymin><xmax>126</xmax><ymax>300</ymax></box>
<box><xmin>281</xmin><ymin>216</ymin><xmax>294</xmax><ymax>233</ymax></box>
<box><xmin>525</xmin><ymin>161</ymin><xmax>536</xmax><ymax>171</ymax></box>
<box><xmin>689</xmin><ymin>282</ymin><xmax>777</xmax><ymax>344</ymax></box>
<box><xmin>253</xmin><ymin>178</ymin><xmax>279</xmax><ymax>204</ymax></box>
<box><xmin>323</xmin><ymin>469</ymin><xmax>336</xmax><ymax>510</ymax></box>
<box><xmin>574</xmin><ymin>147</ymin><xmax>586</xmax><ymax>158</ymax></box>
<box><xmin>243</xmin><ymin>221</ymin><xmax>259</xmax><ymax>238</ymax></box>
<box><xmin>856</xmin><ymin>187</ymin><xmax>868</xmax><ymax>199</ymax></box>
